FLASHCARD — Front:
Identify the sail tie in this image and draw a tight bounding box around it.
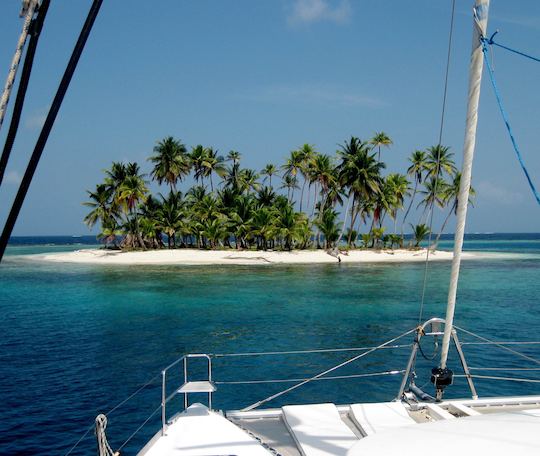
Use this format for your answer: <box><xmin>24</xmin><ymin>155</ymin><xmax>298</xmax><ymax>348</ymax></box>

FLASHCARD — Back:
<box><xmin>480</xmin><ymin>35</ymin><xmax>540</xmax><ymax>206</ymax></box>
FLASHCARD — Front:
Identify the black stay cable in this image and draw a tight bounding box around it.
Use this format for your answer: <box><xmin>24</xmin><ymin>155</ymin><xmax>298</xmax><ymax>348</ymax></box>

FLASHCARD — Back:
<box><xmin>0</xmin><ymin>0</ymin><xmax>103</xmax><ymax>262</ymax></box>
<box><xmin>0</xmin><ymin>0</ymin><xmax>50</xmax><ymax>187</ymax></box>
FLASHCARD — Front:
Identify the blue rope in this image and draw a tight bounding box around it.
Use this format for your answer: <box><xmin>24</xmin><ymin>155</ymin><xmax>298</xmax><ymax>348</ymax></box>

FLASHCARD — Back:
<box><xmin>480</xmin><ymin>37</ymin><xmax>540</xmax><ymax>206</ymax></box>
<box><xmin>486</xmin><ymin>31</ymin><xmax>540</xmax><ymax>63</ymax></box>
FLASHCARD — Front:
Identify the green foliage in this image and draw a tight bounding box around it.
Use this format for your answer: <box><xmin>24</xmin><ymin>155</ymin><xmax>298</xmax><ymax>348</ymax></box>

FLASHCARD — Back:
<box><xmin>84</xmin><ymin>135</ymin><xmax>460</xmax><ymax>252</ymax></box>
<box><xmin>411</xmin><ymin>223</ymin><xmax>431</xmax><ymax>247</ymax></box>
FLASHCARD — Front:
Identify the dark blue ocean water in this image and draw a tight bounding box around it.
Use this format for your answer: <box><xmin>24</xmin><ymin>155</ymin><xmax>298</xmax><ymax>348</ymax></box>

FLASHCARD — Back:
<box><xmin>1</xmin><ymin>234</ymin><xmax>539</xmax><ymax>455</ymax></box>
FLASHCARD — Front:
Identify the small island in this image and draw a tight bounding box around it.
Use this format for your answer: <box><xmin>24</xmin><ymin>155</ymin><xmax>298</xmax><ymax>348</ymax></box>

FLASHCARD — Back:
<box><xmin>45</xmin><ymin>133</ymin><xmax>475</xmax><ymax>264</ymax></box>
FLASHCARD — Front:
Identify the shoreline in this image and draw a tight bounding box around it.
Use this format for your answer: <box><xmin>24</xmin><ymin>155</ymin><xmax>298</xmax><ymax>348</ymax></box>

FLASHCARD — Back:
<box><xmin>26</xmin><ymin>248</ymin><xmax>494</xmax><ymax>265</ymax></box>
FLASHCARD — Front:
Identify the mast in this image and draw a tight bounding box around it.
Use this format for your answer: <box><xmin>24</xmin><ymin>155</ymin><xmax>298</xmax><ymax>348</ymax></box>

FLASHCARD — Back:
<box><xmin>439</xmin><ymin>0</ymin><xmax>490</xmax><ymax>369</ymax></box>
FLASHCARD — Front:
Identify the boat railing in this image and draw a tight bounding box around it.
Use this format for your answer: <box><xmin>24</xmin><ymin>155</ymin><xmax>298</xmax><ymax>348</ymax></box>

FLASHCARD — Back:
<box><xmin>66</xmin><ymin>322</ymin><xmax>540</xmax><ymax>455</ymax></box>
<box><xmin>161</xmin><ymin>353</ymin><xmax>215</xmax><ymax>435</ymax></box>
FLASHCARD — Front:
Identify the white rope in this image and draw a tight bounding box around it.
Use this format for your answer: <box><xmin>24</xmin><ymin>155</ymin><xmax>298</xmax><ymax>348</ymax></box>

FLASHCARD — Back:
<box><xmin>0</xmin><ymin>0</ymin><xmax>38</xmax><ymax>130</ymax></box>
<box><xmin>213</xmin><ymin>343</ymin><xmax>412</xmax><ymax>357</ymax></box>
<box><xmin>241</xmin><ymin>328</ymin><xmax>416</xmax><ymax>411</ymax></box>
<box><xmin>216</xmin><ymin>370</ymin><xmax>404</xmax><ymax>385</ymax></box>
<box><xmin>95</xmin><ymin>414</ymin><xmax>116</xmax><ymax>456</ymax></box>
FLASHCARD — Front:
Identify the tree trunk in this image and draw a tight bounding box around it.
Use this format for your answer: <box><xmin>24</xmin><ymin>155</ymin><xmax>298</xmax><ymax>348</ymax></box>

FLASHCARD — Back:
<box><xmin>335</xmin><ymin>194</ymin><xmax>352</xmax><ymax>246</ymax></box>
<box><xmin>348</xmin><ymin>201</ymin><xmax>360</xmax><ymax>246</ymax></box>
<box><xmin>434</xmin><ymin>201</ymin><xmax>456</xmax><ymax>248</ymax></box>
<box><xmin>299</xmin><ymin>177</ymin><xmax>306</xmax><ymax>212</ymax></box>
<box><xmin>401</xmin><ymin>180</ymin><xmax>417</xmax><ymax>237</ymax></box>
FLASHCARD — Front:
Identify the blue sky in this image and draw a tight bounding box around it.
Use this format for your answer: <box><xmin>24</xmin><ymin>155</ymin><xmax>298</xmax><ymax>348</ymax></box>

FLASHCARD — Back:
<box><xmin>0</xmin><ymin>0</ymin><xmax>539</xmax><ymax>235</ymax></box>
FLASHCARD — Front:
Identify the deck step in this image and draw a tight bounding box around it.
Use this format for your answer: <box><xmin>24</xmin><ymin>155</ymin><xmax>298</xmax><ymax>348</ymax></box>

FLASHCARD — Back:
<box><xmin>177</xmin><ymin>381</ymin><xmax>216</xmax><ymax>394</ymax></box>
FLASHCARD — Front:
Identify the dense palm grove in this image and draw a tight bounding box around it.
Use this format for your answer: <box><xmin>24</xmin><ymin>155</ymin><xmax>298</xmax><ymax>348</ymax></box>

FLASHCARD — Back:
<box><xmin>84</xmin><ymin>133</ymin><xmax>472</xmax><ymax>250</ymax></box>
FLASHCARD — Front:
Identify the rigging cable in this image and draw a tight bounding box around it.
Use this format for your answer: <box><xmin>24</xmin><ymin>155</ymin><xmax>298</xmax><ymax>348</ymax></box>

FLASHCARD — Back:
<box><xmin>0</xmin><ymin>0</ymin><xmax>104</xmax><ymax>262</ymax></box>
<box><xmin>480</xmin><ymin>35</ymin><xmax>540</xmax><ymax>206</ymax></box>
<box><xmin>0</xmin><ymin>0</ymin><xmax>50</xmax><ymax>187</ymax></box>
<box><xmin>485</xmin><ymin>31</ymin><xmax>540</xmax><ymax>64</ymax></box>
<box><xmin>417</xmin><ymin>0</ymin><xmax>456</xmax><ymax>325</ymax></box>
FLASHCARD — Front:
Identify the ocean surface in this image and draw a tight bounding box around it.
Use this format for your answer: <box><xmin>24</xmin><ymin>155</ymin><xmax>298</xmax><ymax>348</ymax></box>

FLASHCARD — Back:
<box><xmin>1</xmin><ymin>233</ymin><xmax>539</xmax><ymax>455</ymax></box>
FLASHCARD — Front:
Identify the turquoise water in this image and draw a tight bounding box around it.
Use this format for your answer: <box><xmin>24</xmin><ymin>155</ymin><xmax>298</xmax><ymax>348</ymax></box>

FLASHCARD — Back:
<box><xmin>0</xmin><ymin>235</ymin><xmax>539</xmax><ymax>454</ymax></box>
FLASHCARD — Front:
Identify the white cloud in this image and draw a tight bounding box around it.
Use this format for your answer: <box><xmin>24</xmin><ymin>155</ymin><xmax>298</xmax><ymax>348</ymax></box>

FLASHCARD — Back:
<box><xmin>4</xmin><ymin>170</ymin><xmax>22</xmax><ymax>185</ymax></box>
<box><xmin>239</xmin><ymin>83</ymin><xmax>386</xmax><ymax>108</ymax></box>
<box><xmin>25</xmin><ymin>107</ymin><xmax>48</xmax><ymax>130</ymax></box>
<box><xmin>288</xmin><ymin>0</ymin><xmax>352</xmax><ymax>25</ymax></box>
<box><xmin>476</xmin><ymin>180</ymin><xmax>524</xmax><ymax>205</ymax></box>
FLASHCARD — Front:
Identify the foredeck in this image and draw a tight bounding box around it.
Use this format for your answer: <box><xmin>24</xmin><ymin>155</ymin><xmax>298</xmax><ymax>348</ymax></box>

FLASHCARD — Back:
<box><xmin>137</xmin><ymin>396</ymin><xmax>540</xmax><ymax>456</ymax></box>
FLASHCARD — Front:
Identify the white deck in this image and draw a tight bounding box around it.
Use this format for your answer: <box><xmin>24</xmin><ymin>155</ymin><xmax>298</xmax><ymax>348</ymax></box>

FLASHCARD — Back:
<box><xmin>139</xmin><ymin>396</ymin><xmax>540</xmax><ymax>455</ymax></box>
<box><xmin>139</xmin><ymin>403</ymin><xmax>272</xmax><ymax>456</ymax></box>
<box><xmin>347</xmin><ymin>409</ymin><xmax>540</xmax><ymax>455</ymax></box>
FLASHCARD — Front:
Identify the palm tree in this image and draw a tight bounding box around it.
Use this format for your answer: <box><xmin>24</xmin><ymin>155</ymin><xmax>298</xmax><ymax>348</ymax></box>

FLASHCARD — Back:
<box><xmin>148</xmin><ymin>136</ymin><xmax>190</xmax><ymax>192</ymax></box>
<box><xmin>238</xmin><ymin>169</ymin><xmax>260</xmax><ymax>194</ymax></box>
<box><xmin>280</xmin><ymin>174</ymin><xmax>299</xmax><ymax>203</ymax></box>
<box><xmin>201</xmin><ymin>147</ymin><xmax>227</xmax><ymax>191</ymax></box>
<box><xmin>411</xmin><ymin>223</ymin><xmax>431</xmax><ymax>248</ymax></box>
<box><xmin>83</xmin><ymin>184</ymin><xmax>115</xmax><ymax>230</ymax></box>
<box><xmin>282</xmin><ymin>149</ymin><xmax>304</xmax><ymax>204</ymax></box>
<box><xmin>97</xmin><ymin>219</ymin><xmax>122</xmax><ymax>248</ymax></box>
<box><xmin>371</xmin><ymin>227</ymin><xmax>386</xmax><ymax>248</ymax></box>
<box><xmin>277</xmin><ymin>205</ymin><xmax>304</xmax><ymax>251</ymax></box>
<box><xmin>336</xmin><ymin>137</ymin><xmax>384</xmax><ymax>246</ymax></box>
<box><xmin>418</xmin><ymin>176</ymin><xmax>449</xmax><ymax>223</ymax></box>
<box><xmin>315</xmin><ymin>207</ymin><xmax>340</xmax><ymax>249</ymax></box>
<box><xmin>425</xmin><ymin>144</ymin><xmax>457</xmax><ymax>179</ymax></box>
<box><xmin>371</xmin><ymin>131</ymin><xmax>392</xmax><ymax>161</ymax></box>
<box><xmin>190</xmin><ymin>145</ymin><xmax>207</xmax><ymax>186</ymax></box>
<box><xmin>157</xmin><ymin>191</ymin><xmax>184</xmax><ymax>248</ymax></box>
<box><xmin>401</xmin><ymin>150</ymin><xmax>428</xmax><ymax>236</ymax></box>
<box><xmin>296</xmin><ymin>144</ymin><xmax>316</xmax><ymax>212</ymax></box>
<box><xmin>261</xmin><ymin>163</ymin><xmax>278</xmax><ymax>187</ymax></box>
<box><xmin>310</xmin><ymin>153</ymin><xmax>336</xmax><ymax>216</ymax></box>
<box><xmin>226</xmin><ymin>150</ymin><xmax>241</xmax><ymax>165</ymax></box>
<box><xmin>117</xmin><ymin>173</ymin><xmax>149</xmax><ymax>249</ymax></box>
<box><xmin>252</xmin><ymin>206</ymin><xmax>277</xmax><ymax>250</ymax></box>
<box><xmin>256</xmin><ymin>186</ymin><xmax>276</xmax><ymax>207</ymax></box>
<box><xmin>385</xmin><ymin>173</ymin><xmax>411</xmax><ymax>233</ymax></box>
<box><xmin>434</xmin><ymin>172</ymin><xmax>476</xmax><ymax>247</ymax></box>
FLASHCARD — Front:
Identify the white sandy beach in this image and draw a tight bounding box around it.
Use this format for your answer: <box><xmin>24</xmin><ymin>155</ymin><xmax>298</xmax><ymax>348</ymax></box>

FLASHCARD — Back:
<box><xmin>30</xmin><ymin>248</ymin><xmax>490</xmax><ymax>265</ymax></box>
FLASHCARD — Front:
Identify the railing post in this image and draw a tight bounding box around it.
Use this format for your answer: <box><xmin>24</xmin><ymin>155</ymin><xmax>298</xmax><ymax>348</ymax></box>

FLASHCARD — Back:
<box><xmin>183</xmin><ymin>357</ymin><xmax>188</xmax><ymax>410</ymax></box>
<box><xmin>161</xmin><ymin>370</ymin><xmax>166</xmax><ymax>435</ymax></box>
<box><xmin>208</xmin><ymin>355</ymin><xmax>213</xmax><ymax>410</ymax></box>
<box><xmin>452</xmin><ymin>329</ymin><xmax>478</xmax><ymax>399</ymax></box>
<box><xmin>397</xmin><ymin>339</ymin><xmax>419</xmax><ymax>400</ymax></box>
